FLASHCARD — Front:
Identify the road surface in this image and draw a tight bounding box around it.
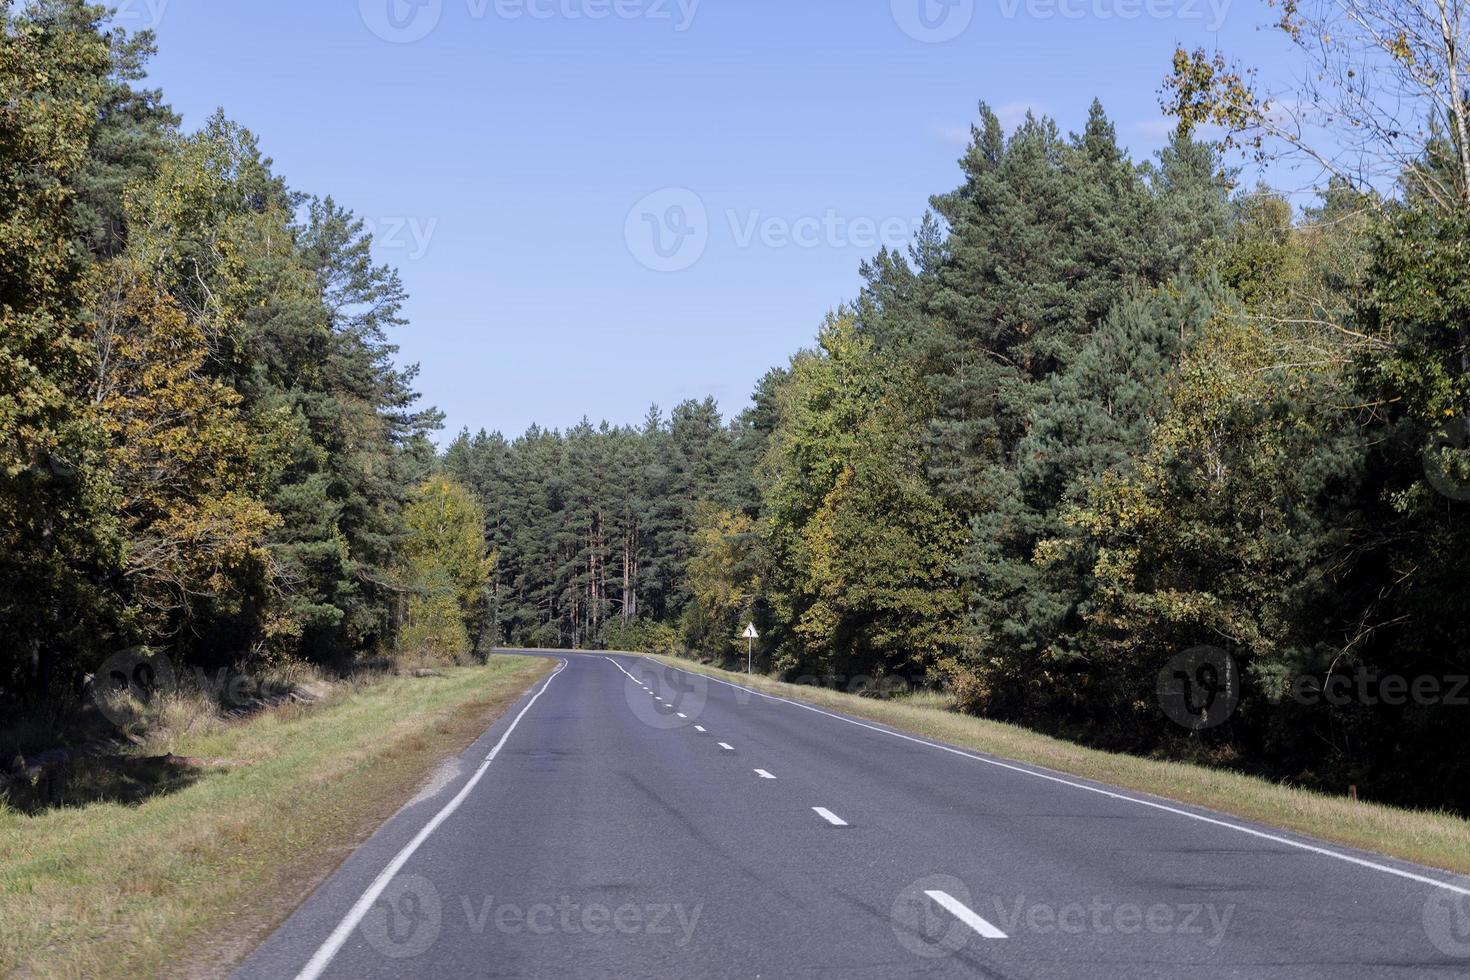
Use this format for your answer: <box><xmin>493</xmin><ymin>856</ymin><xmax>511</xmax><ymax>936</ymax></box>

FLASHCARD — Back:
<box><xmin>235</xmin><ymin>651</ymin><xmax>1470</xmax><ymax>978</ymax></box>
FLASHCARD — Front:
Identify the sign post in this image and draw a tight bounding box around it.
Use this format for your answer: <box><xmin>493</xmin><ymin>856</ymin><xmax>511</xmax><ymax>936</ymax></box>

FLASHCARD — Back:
<box><xmin>742</xmin><ymin>623</ymin><xmax>759</xmax><ymax>674</ymax></box>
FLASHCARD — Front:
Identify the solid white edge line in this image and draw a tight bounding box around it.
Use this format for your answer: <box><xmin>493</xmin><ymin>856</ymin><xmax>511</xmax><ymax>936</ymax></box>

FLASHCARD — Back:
<box><xmin>754</xmin><ymin>769</ymin><xmax>776</xmax><ymax>779</ymax></box>
<box><xmin>925</xmin><ymin>890</ymin><xmax>1008</xmax><ymax>939</ymax></box>
<box><xmin>812</xmin><ymin>806</ymin><xmax>848</xmax><ymax>827</ymax></box>
<box><xmin>293</xmin><ymin>659</ymin><xmax>567</xmax><ymax>980</ymax></box>
<box><xmin>644</xmin><ymin>657</ymin><xmax>1470</xmax><ymax>898</ymax></box>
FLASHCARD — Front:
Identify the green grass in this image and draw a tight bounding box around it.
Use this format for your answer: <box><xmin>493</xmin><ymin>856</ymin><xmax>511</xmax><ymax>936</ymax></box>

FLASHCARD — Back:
<box><xmin>646</xmin><ymin>654</ymin><xmax>1470</xmax><ymax>877</ymax></box>
<box><xmin>0</xmin><ymin>656</ymin><xmax>553</xmax><ymax>979</ymax></box>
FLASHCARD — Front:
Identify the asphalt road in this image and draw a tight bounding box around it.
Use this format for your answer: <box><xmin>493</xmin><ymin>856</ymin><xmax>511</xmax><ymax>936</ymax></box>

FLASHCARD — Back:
<box><xmin>235</xmin><ymin>651</ymin><xmax>1470</xmax><ymax>979</ymax></box>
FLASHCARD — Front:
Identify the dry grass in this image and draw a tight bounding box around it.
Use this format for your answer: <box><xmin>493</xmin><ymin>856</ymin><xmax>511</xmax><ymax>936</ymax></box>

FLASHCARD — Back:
<box><xmin>0</xmin><ymin>655</ymin><xmax>553</xmax><ymax>979</ymax></box>
<box><xmin>646</xmin><ymin>654</ymin><xmax>1470</xmax><ymax>877</ymax></box>
<box><xmin>77</xmin><ymin>661</ymin><xmax>338</xmax><ymax>754</ymax></box>
<box><xmin>891</xmin><ymin>688</ymin><xmax>957</xmax><ymax>712</ymax></box>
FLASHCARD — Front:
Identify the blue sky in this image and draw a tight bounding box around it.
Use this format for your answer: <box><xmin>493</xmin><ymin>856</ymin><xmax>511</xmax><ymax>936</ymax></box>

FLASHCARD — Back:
<box><xmin>126</xmin><ymin>0</ymin><xmax>1296</xmax><ymax>440</ymax></box>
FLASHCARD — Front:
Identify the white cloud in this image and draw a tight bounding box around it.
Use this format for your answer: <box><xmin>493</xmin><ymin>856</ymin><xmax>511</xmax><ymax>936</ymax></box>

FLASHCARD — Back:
<box><xmin>995</xmin><ymin>101</ymin><xmax>1045</xmax><ymax>129</ymax></box>
<box><xmin>935</xmin><ymin>101</ymin><xmax>1047</xmax><ymax>148</ymax></box>
<box><xmin>935</xmin><ymin>123</ymin><xmax>973</xmax><ymax>148</ymax></box>
<box><xmin>1135</xmin><ymin>118</ymin><xmax>1178</xmax><ymax>139</ymax></box>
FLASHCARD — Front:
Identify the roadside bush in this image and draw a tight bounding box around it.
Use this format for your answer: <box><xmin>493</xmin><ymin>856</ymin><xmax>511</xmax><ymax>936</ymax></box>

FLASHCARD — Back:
<box><xmin>603</xmin><ymin>619</ymin><xmax>682</xmax><ymax>656</ymax></box>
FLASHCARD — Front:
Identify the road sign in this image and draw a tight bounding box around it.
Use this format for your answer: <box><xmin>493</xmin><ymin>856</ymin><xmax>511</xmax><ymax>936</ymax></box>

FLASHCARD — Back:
<box><xmin>742</xmin><ymin>624</ymin><xmax>759</xmax><ymax>639</ymax></box>
<box><xmin>742</xmin><ymin>624</ymin><xmax>758</xmax><ymax>674</ymax></box>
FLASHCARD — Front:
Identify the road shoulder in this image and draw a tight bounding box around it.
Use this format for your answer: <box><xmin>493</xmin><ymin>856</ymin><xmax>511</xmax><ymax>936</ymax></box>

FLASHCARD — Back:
<box><xmin>639</xmin><ymin>653</ymin><xmax>1470</xmax><ymax>879</ymax></box>
<box><xmin>0</xmin><ymin>656</ymin><xmax>554</xmax><ymax>979</ymax></box>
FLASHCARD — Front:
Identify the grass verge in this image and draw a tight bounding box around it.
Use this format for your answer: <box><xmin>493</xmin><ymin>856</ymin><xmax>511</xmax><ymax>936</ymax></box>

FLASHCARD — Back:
<box><xmin>645</xmin><ymin>653</ymin><xmax>1470</xmax><ymax>877</ymax></box>
<box><xmin>0</xmin><ymin>655</ymin><xmax>553</xmax><ymax>979</ymax></box>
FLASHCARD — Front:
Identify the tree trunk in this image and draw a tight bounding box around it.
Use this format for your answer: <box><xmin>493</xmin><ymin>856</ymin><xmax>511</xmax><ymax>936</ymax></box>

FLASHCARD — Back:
<box><xmin>1436</xmin><ymin>0</ymin><xmax>1470</xmax><ymax>206</ymax></box>
<box><xmin>622</xmin><ymin>530</ymin><xmax>632</xmax><ymax>625</ymax></box>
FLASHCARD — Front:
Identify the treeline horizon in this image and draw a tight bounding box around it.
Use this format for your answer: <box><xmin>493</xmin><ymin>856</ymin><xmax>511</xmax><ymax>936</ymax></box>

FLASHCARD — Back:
<box><xmin>446</xmin><ymin>70</ymin><xmax>1470</xmax><ymax>811</ymax></box>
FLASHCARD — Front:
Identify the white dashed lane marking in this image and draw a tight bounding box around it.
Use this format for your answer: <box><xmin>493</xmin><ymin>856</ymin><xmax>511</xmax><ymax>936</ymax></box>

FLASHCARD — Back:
<box><xmin>925</xmin><ymin>890</ymin><xmax>1008</xmax><ymax>940</ymax></box>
